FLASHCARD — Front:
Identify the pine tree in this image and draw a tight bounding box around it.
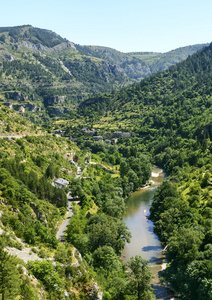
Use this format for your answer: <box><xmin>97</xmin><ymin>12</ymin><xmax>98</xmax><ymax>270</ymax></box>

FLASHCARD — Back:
<box><xmin>0</xmin><ymin>247</ymin><xmax>20</xmax><ymax>300</ymax></box>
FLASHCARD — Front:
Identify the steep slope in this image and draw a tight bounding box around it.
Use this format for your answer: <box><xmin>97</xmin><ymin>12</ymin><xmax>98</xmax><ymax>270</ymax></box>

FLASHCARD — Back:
<box><xmin>64</xmin><ymin>42</ymin><xmax>212</xmax><ymax>300</ymax></box>
<box><xmin>0</xmin><ymin>102</ymin><xmax>155</xmax><ymax>300</ymax></box>
<box><xmin>1</xmin><ymin>26</ymin><xmax>212</xmax><ymax>300</ymax></box>
<box><xmin>76</xmin><ymin>42</ymin><xmax>212</xmax><ymax>140</ymax></box>
<box><xmin>76</xmin><ymin>43</ymin><xmax>208</xmax><ymax>81</ymax></box>
<box><xmin>0</xmin><ymin>25</ymin><xmax>208</xmax><ymax>121</ymax></box>
<box><xmin>0</xmin><ymin>25</ymin><xmax>129</xmax><ymax>122</ymax></box>
<box><xmin>0</xmin><ymin>102</ymin><xmax>107</xmax><ymax>299</ymax></box>
<box><xmin>0</xmin><ymin>25</ymin><xmax>66</xmax><ymax>46</ymax></box>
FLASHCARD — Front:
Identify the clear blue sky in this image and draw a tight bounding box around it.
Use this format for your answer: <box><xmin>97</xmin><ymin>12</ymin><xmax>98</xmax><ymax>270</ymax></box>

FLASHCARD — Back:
<box><xmin>1</xmin><ymin>0</ymin><xmax>212</xmax><ymax>53</ymax></box>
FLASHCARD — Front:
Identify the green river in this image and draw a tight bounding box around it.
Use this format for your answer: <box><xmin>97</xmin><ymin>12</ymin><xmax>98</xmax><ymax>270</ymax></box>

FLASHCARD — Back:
<box><xmin>122</xmin><ymin>167</ymin><xmax>177</xmax><ymax>300</ymax></box>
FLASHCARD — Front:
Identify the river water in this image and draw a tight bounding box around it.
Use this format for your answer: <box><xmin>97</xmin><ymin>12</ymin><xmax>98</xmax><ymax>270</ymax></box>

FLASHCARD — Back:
<box><xmin>122</xmin><ymin>167</ymin><xmax>173</xmax><ymax>300</ymax></box>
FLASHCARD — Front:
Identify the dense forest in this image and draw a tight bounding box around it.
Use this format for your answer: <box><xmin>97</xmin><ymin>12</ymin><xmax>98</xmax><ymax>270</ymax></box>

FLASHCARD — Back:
<box><xmin>61</xmin><ymin>42</ymin><xmax>212</xmax><ymax>299</ymax></box>
<box><xmin>0</xmin><ymin>104</ymin><xmax>156</xmax><ymax>299</ymax></box>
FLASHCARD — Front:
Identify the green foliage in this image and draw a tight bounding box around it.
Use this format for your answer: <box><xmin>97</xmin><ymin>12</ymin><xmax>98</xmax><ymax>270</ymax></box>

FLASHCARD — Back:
<box><xmin>120</xmin><ymin>154</ymin><xmax>151</xmax><ymax>196</ymax></box>
<box><xmin>88</xmin><ymin>214</ymin><xmax>131</xmax><ymax>255</ymax></box>
<box><xmin>0</xmin><ymin>25</ymin><xmax>207</xmax><ymax>122</ymax></box>
<box><xmin>28</xmin><ymin>260</ymin><xmax>64</xmax><ymax>296</ymax></box>
<box><xmin>149</xmin><ymin>180</ymin><xmax>179</xmax><ymax>222</ymax></box>
<box><xmin>167</xmin><ymin>227</ymin><xmax>204</xmax><ymax>264</ymax></box>
<box><xmin>20</xmin><ymin>278</ymin><xmax>40</xmax><ymax>300</ymax></box>
<box><xmin>1</xmin><ymin>26</ymin><xmax>212</xmax><ymax>299</ymax></box>
<box><xmin>0</xmin><ymin>25</ymin><xmax>65</xmax><ymax>47</ymax></box>
<box><xmin>150</xmin><ymin>174</ymin><xmax>212</xmax><ymax>299</ymax></box>
<box><xmin>92</xmin><ymin>246</ymin><xmax>123</xmax><ymax>274</ymax></box>
<box><xmin>0</xmin><ymin>247</ymin><xmax>21</xmax><ymax>300</ymax></box>
<box><xmin>54</xmin><ymin>244</ymin><xmax>73</xmax><ymax>264</ymax></box>
<box><xmin>127</xmin><ymin>256</ymin><xmax>155</xmax><ymax>300</ymax></box>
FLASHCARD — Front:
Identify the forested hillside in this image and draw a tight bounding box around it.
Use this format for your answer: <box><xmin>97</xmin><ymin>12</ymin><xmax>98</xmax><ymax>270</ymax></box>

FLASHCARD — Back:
<box><xmin>0</xmin><ymin>25</ymin><xmax>207</xmax><ymax>123</ymax></box>
<box><xmin>75</xmin><ymin>42</ymin><xmax>212</xmax><ymax>145</ymax></box>
<box><xmin>59</xmin><ymin>42</ymin><xmax>212</xmax><ymax>299</ymax></box>
<box><xmin>0</xmin><ymin>101</ymin><xmax>157</xmax><ymax>299</ymax></box>
<box><xmin>0</xmin><ymin>107</ymin><xmax>89</xmax><ymax>298</ymax></box>
<box><xmin>1</xmin><ymin>25</ymin><xmax>212</xmax><ymax>300</ymax></box>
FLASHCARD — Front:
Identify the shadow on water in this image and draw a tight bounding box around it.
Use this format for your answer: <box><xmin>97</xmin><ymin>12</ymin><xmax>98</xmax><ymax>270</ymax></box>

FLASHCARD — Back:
<box><xmin>151</xmin><ymin>284</ymin><xmax>170</xmax><ymax>300</ymax></box>
<box><xmin>146</xmin><ymin>224</ymin><xmax>155</xmax><ymax>234</ymax></box>
<box><xmin>142</xmin><ymin>245</ymin><xmax>162</xmax><ymax>252</ymax></box>
<box><xmin>149</xmin><ymin>256</ymin><xmax>164</xmax><ymax>264</ymax></box>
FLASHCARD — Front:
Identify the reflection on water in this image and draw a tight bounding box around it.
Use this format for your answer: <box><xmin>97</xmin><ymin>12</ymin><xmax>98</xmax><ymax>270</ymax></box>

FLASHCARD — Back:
<box><xmin>122</xmin><ymin>167</ymin><xmax>173</xmax><ymax>300</ymax></box>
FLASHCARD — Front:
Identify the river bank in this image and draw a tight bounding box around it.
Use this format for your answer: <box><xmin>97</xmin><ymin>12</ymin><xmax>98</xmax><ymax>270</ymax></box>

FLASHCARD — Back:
<box><xmin>135</xmin><ymin>168</ymin><xmax>164</xmax><ymax>192</ymax></box>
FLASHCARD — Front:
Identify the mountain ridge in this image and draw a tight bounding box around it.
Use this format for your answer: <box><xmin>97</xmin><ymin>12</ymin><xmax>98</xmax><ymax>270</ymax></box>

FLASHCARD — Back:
<box><xmin>0</xmin><ymin>25</ymin><xmax>209</xmax><ymax>121</ymax></box>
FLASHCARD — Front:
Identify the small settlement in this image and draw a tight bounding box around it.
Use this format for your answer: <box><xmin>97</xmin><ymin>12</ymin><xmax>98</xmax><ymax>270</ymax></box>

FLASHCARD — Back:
<box><xmin>83</xmin><ymin>129</ymin><xmax>131</xmax><ymax>144</ymax></box>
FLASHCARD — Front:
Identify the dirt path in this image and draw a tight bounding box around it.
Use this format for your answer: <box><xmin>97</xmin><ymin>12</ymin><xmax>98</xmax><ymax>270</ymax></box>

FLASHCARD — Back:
<box><xmin>6</xmin><ymin>246</ymin><xmax>43</xmax><ymax>263</ymax></box>
<box><xmin>0</xmin><ymin>133</ymin><xmax>46</xmax><ymax>139</ymax></box>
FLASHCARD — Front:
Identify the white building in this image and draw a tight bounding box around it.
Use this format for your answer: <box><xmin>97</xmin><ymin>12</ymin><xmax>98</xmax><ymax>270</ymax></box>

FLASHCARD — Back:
<box><xmin>52</xmin><ymin>178</ymin><xmax>69</xmax><ymax>189</ymax></box>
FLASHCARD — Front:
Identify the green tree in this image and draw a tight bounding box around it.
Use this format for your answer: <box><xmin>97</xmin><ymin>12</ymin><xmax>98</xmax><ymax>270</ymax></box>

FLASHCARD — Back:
<box><xmin>92</xmin><ymin>246</ymin><xmax>123</xmax><ymax>274</ymax></box>
<box><xmin>127</xmin><ymin>256</ymin><xmax>155</xmax><ymax>300</ymax></box>
<box><xmin>20</xmin><ymin>278</ymin><xmax>39</xmax><ymax>300</ymax></box>
<box><xmin>167</xmin><ymin>227</ymin><xmax>204</xmax><ymax>264</ymax></box>
<box><xmin>0</xmin><ymin>247</ymin><xmax>20</xmax><ymax>300</ymax></box>
<box><xmin>28</xmin><ymin>260</ymin><xmax>64</xmax><ymax>296</ymax></box>
<box><xmin>88</xmin><ymin>215</ymin><xmax>131</xmax><ymax>254</ymax></box>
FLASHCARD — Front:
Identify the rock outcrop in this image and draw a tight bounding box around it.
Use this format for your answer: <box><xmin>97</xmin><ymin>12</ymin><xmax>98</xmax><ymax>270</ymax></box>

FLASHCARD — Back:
<box><xmin>4</xmin><ymin>54</ymin><xmax>14</xmax><ymax>61</ymax></box>
<box><xmin>88</xmin><ymin>283</ymin><xmax>103</xmax><ymax>300</ymax></box>
<box><xmin>45</xmin><ymin>96</ymin><xmax>66</xmax><ymax>106</ymax></box>
<box><xmin>30</xmin><ymin>202</ymin><xmax>48</xmax><ymax>226</ymax></box>
<box><xmin>21</xmin><ymin>40</ymin><xmax>76</xmax><ymax>52</ymax></box>
<box><xmin>4</xmin><ymin>102</ymin><xmax>38</xmax><ymax>113</ymax></box>
<box><xmin>10</xmin><ymin>92</ymin><xmax>28</xmax><ymax>101</ymax></box>
<box><xmin>21</xmin><ymin>41</ymin><xmax>50</xmax><ymax>52</ymax></box>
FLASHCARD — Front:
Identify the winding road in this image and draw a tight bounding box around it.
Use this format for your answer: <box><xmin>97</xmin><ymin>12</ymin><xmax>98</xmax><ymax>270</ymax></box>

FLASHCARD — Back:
<box><xmin>56</xmin><ymin>162</ymin><xmax>111</xmax><ymax>242</ymax></box>
<box><xmin>56</xmin><ymin>165</ymin><xmax>82</xmax><ymax>242</ymax></box>
<box><xmin>56</xmin><ymin>193</ymin><xmax>73</xmax><ymax>242</ymax></box>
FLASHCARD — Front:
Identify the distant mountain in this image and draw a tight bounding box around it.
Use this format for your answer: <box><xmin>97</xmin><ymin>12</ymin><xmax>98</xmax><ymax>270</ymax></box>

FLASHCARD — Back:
<box><xmin>76</xmin><ymin>42</ymin><xmax>212</xmax><ymax>145</ymax></box>
<box><xmin>0</xmin><ymin>25</ymin><xmax>208</xmax><ymax>120</ymax></box>
<box><xmin>76</xmin><ymin>43</ymin><xmax>209</xmax><ymax>81</ymax></box>
<box><xmin>0</xmin><ymin>25</ymin><xmax>66</xmax><ymax>47</ymax></box>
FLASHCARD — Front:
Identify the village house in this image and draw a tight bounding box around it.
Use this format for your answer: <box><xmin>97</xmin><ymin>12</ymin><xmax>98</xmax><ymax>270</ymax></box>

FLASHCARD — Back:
<box><xmin>114</xmin><ymin>131</ymin><xmax>131</xmax><ymax>138</ymax></box>
<box><xmin>82</xmin><ymin>128</ymin><xmax>96</xmax><ymax>135</ymax></box>
<box><xmin>105</xmin><ymin>139</ymin><xmax>112</xmax><ymax>144</ymax></box>
<box><xmin>52</xmin><ymin>178</ymin><xmax>69</xmax><ymax>189</ymax></box>
<box><xmin>93</xmin><ymin>136</ymin><xmax>103</xmax><ymax>141</ymax></box>
<box><xmin>70</xmin><ymin>159</ymin><xmax>77</xmax><ymax>166</ymax></box>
